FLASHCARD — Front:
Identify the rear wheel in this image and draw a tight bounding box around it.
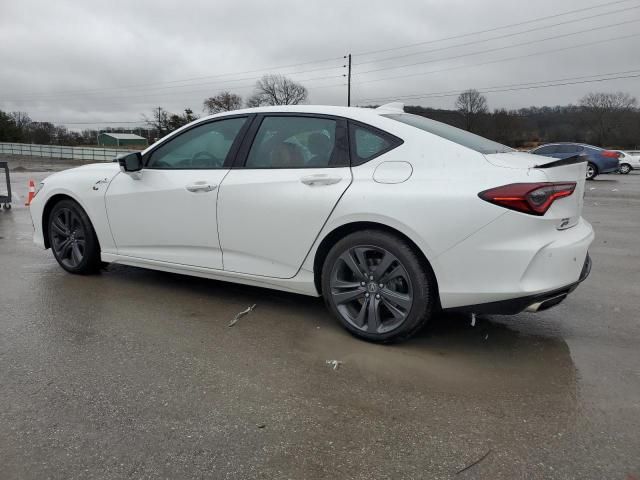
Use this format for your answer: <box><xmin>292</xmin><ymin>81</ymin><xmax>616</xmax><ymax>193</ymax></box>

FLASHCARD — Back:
<box><xmin>321</xmin><ymin>230</ymin><xmax>436</xmax><ymax>343</ymax></box>
<box><xmin>619</xmin><ymin>163</ymin><xmax>631</xmax><ymax>174</ymax></box>
<box><xmin>48</xmin><ymin>199</ymin><xmax>101</xmax><ymax>274</ymax></box>
<box><xmin>586</xmin><ymin>162</ymin><xmax>598</xmax><ymax>180</ymax></box>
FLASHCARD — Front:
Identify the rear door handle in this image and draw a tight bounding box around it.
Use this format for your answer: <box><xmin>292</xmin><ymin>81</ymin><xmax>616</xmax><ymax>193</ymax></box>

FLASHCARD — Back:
<box><xmin>185</xmin><ymin>182</ymin><xmax>217</xmax><ymax>192</ymax></box>
<box><xmin>300</xmin><ymin>174</ymin><xmax>342</xmax><ymax>186</ymax></box>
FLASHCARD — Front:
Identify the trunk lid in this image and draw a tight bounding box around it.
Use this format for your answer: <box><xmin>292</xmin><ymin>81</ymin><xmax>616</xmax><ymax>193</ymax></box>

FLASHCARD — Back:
<box><xmin>485</xmin><ymin>151</ymin><xmax>587</xmax><ymax>230</ymax></box>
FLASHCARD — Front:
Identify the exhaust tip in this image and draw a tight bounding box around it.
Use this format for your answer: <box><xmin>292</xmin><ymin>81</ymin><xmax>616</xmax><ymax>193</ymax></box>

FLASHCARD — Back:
<box><xmin>525</xmin><ymin>294</ymin><xmax>568</xmax><ymax>313</ymax></box>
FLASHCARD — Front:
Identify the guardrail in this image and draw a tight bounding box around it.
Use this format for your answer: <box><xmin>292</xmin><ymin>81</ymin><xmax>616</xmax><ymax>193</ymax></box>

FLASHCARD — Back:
<box><xmin>0</xmin><ymin>142</ymin><xmax>139</xmax><ymax>162</ymax></box>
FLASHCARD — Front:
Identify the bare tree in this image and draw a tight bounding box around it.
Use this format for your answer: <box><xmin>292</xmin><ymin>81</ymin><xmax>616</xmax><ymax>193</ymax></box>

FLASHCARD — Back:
<box><xmin>245</xmin><ymin>94</ymin><xmax>264</xmax><ymax>108</ymax></box>
<box><xmin>455</xmin><ymin>89</ymin><xmax>488</xmax><ymax>131</ymax></box>
<box><xmin>247</xmin><ymin>74</ymin><xmax>308</xmax><ymax>107</ymax></box>
<box><xmin>143</xmin><ymin>107</ymin><xmax>171</xmax><ymax>139</ymax></box>
<box><xmin>579</xmin><ymin>91</ymin><xmax>637</xmax><ymax>146</ymax></box>
<box><xmin>10</xmin><ymin>111</ymin><xmax>31</xmax><ymax>131</ymax></box>
<box><xmin>203</xmin><ymin>92</ymin><xmax>243</xmax><ymax>114</ymax></box>
<box><xmin>168</xmin><ymin>108</ymin><xmax>199</xmax><ymax>132</ymax></box>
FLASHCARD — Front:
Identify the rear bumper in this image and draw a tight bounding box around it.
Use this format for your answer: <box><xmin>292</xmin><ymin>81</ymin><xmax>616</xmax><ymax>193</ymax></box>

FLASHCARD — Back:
<box><xmin>597</xmin><ymin>157</ymin><xmax>620</xmax><ymax>174</ymax></box>
<box><xmin>445</xmin><ymin>253</ymin><xmax>591</xmax><ymax>315</ymax></box>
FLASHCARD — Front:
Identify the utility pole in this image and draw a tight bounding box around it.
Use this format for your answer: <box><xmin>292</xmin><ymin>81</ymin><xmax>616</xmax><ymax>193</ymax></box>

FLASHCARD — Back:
<box><xmin>346</xmin><ymin>53</ymin><xmax>352</xmax><ymax>107</ymax></box>
<box><xmin>157</xmin><ymin>106</ymin><xmax>162</xmax><ymax>138</ymax></box>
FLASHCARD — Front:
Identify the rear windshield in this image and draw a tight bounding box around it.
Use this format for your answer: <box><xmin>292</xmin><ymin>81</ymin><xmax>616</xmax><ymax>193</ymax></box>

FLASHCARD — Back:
<box><xmin>384</xmin><ymin>113</ymin><xmax>513</xmax><ymax>154</ymax></box>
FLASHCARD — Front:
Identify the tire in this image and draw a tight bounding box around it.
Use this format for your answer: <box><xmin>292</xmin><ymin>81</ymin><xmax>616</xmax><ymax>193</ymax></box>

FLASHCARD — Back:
<box><xmin>48</xmin><ymin>199</ymin><xmax>101</xmax><ymax>274</ymax></box>
<box><xmin>321</xmin><ymin>230</ymin><xmax>436</xmax><ymax>343</ymax></box>
<box><xmin>586</xmin><ymin>162</ymin><xmax>598</xmax><ymax>180</ymax></box>
<box><xmin>619</xmin><ymin>163</ymin><xmax>631</xmax><ymax>174</ymax></box>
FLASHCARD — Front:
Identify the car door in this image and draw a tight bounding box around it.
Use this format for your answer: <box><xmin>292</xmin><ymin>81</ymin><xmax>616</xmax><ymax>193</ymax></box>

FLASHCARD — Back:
<box><xmin>217</xmin><ymin>114</ymin><xmax>352</xmax><ymax>278</ymax></box>
<box><xmin>105</xmin><ymin>116</ymin><xmax>250</xmax><ymax>269</ymax></box>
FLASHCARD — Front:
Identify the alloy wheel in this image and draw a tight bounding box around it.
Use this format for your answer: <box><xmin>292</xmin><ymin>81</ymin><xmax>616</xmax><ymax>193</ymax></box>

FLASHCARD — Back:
<box><xmin>329</xmin><ymin>246</ymin><xmax>413</xmax><ymax>334</ymax></box>
<box><xmin>51</xmin><ymin>207</ymin><xmax>86</xmax><ymax>269</ymax></box>
<box><xmin>586</xmin><ymin>164</ymin><xmax>596</xmax><ymax>179</ymax></box>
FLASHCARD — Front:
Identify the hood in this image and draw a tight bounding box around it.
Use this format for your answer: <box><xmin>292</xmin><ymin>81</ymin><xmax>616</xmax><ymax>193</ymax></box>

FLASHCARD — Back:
<box><xmin>44</xmin><ymin>162</ymin><xmax>120</xmax><ymax>182</ymax></box>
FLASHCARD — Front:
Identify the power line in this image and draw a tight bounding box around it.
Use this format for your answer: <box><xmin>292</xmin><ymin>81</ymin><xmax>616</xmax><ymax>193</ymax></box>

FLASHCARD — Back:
<box><xmin>4</xmin><ymin>78</ymin><xmax>347</xmax><ymax>107</ymax></box>
<box><xmin>353</xmin><ymin>4</ymin><xmax>640</xmax><ymax>67</ymax></box>
<box><xmin>356</xmin><ymin>69</ymin><xmax>640</xmax><ymax>103</ymax></box>
<box><xmin>6</xmin><ymin>1</ymin><xmax>633</xmax><ymax>102</ymax></box>
<box><xmin>2</xmin><ymin>56</ymin><xmax>345</xmax><ymax>101</ymax></box>
<box><xmin>13</xmin><ymin>12</ymin><xmax>635</xmax><ymax>105</ymax></box>
<box><xmin>353</xmin><ymin>17</ymin><xmax>640</xmax><ymax>77</ymax></box>
<box><xmin>350</xmin><ymin>31</ymin><xmax>640</xmax><ymax>87</ymax></box>
<box><xmin>353</xmin><ymin>0</ymin><xmax>636</xmax><ymax>57</ymax></box>
<box><xmin>4</xmin><ymin>64</ymin><xmax>346</xmax><ymax>102</ymax></box>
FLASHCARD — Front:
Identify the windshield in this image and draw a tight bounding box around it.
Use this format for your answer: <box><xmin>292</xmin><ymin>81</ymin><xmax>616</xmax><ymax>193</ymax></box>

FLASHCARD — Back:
<box><xmin>384</xmin><ymin>113</ymin><xmax>514</xmax><ymax>154</ymax></box>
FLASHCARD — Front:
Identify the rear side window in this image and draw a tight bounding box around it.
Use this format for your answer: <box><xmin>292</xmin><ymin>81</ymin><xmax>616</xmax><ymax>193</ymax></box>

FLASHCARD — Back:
<box><xmin>349</xmin><ymin>122</ymin><xmax>403</xmax><ymax>166</ymax></box>
<box><xmin>532</xmin><ymin>145</ymin><xmax>556</xmax><ymax>155</ymax></box>
<box><xmin>384</xmin><ymin>113</ymin><xmax>513</xmax><ymax>154</ymax></box>
<box><xmin>244</xmin><ymin>116</ymin><xmax>347</xmax><ymax>168</ymax></box>
<box><xmin>557</xmin><ymin>144</ymin><xmax>578</xmax><ymax>154</ymax></box>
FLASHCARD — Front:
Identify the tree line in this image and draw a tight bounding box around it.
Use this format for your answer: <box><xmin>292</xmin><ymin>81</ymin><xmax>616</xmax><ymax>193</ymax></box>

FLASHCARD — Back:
<box><xmin>1</xmin><ymin>74</ymin><xmax>638</xmax><ymax>149</ymax></box>
<box><xmin>422</xmin><ymin>89</ymin><xmax>639</xmax><ymax>148</ymax></box>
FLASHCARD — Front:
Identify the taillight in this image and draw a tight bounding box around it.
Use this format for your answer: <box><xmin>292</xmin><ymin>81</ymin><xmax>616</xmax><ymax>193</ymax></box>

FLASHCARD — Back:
<box><xmin>602</xmin><ymin>150</ymin><xmax>620</xmax><ymax>158</ymax></box>
<box><xmin>478</xmin><ymin>182</ymin><xmax>576</xmax><ymax>216</ymax></box>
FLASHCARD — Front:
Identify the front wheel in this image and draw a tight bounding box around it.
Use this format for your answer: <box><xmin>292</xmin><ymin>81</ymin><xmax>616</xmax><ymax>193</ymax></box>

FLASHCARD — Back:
<box><xmin>586</xmin><ymin>162</ymin><xmax>598</xmax><ymax>180</ymax></box>
<box><xmin>48</xmin><ymin>199</ymin><xmax>101</xmax><ymax>274</ymax></box>
<box><xmin>321</xmin><ymin>230</ymin><xmax>436</xmax><ymax>343</ymax></box>
<box><xmin>619</xmin><ymin>163</ymin><xmax>631</xmax><ymax>174</ymax></box>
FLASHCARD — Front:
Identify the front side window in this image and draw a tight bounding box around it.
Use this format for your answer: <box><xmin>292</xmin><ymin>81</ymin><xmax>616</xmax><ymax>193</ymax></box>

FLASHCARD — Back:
<box><xmin>147</xmin><ymin>117</ymin><xmax>247</xmax><ymax>169</ymax></box>
<box><xmin>245</xmin><ymin>116</ymin><xmax>346</xmax><ymax>168</ymax></box>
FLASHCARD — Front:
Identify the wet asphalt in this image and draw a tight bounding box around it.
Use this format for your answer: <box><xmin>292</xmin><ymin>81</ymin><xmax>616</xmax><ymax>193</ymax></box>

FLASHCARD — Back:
<box><xmin>1</xmin><ymin>161</ymin><xmax>639</xmax><ymax>479</ymax></box>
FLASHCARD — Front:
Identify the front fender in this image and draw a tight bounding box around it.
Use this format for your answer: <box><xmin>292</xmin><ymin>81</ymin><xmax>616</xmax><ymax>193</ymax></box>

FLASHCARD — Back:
<box><xmin>30</xmin><ymin>164</ymin><xmax>120</xmax><ymax>253</ymax></box>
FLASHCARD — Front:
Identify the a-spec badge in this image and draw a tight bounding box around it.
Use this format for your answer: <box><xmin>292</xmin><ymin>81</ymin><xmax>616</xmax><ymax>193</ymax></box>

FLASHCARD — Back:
<box><xmin>92</xmin><ymin>178</ymin><xmax>109</xmax><ymax>191</ymax></box>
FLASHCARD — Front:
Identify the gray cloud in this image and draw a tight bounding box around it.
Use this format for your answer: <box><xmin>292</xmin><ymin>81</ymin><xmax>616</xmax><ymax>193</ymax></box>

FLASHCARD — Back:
<box><xmin>1</xmin><ymin>0</ymin><xmax>638</xmax><ymax>129</ymax></box>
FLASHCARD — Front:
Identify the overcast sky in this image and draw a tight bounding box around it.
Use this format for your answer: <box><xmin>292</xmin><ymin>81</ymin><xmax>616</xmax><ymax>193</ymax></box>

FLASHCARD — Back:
<box><xmin>1</xmin><ymin>0</ymin><xmax>639</xmax><ymax>129</ymax></box>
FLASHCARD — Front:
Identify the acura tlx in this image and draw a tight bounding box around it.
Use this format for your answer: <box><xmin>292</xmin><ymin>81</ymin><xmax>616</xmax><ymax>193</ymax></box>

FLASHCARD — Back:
<box><xmin>29</xmin><ymin>103</ymin><xmax>593</xmax><ymax>343</ymax></box>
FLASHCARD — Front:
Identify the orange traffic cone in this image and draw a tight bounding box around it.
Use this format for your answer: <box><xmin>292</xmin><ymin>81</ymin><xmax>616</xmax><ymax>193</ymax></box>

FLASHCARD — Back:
<box><xmin>25</xmin><ymin>179</ymin><xmax>36</xmax><ymax>206</ymax></box>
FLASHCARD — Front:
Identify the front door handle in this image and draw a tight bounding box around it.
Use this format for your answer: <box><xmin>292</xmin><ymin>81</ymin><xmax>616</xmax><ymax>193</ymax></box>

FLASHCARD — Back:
<box><xmin>300</xmin><ymin>174</ymin><xmax>342</xmax><ymax>186</ymax></box>
<box><xmin>185</xmin><ymin>182</ymin><xmax>217</xmax><ymax>192</ymax></box>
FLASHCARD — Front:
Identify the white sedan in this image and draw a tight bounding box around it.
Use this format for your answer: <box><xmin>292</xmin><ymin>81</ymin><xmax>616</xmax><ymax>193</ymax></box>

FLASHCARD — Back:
<box><xmin>617</xmin><ymin>150</ymin><xmax>640</xmax><ymax>174</ymax></box>
<box><xmin>29</xmin><ymin>104</ymin><xmax>593</xmax><ymax>343</ymax></box>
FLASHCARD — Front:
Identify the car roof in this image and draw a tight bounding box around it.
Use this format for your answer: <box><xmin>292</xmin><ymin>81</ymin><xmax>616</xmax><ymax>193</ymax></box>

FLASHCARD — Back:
<box><xmin>198</xmin><ymin>103</ymin><xmax>405</xmax><ymax>124</ymax></box>
<box><xmin>141</xmin><ymin>103</ymin><xmax>420</xmax><ymax>156</ymax></box>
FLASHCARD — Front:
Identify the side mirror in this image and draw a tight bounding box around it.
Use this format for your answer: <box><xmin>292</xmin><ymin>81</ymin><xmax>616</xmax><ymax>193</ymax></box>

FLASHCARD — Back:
<box><xmin>117</xmin><ymin>152</ymin><xmax>143</xmax><ymax>173</ymax></box>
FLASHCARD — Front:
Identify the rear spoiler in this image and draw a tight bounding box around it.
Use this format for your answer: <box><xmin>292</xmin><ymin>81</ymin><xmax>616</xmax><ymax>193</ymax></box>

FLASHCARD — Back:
<box><xmin>534</xmin><ymin>154</ymin><xmax>587</xmax><ymax>169</ymax></box>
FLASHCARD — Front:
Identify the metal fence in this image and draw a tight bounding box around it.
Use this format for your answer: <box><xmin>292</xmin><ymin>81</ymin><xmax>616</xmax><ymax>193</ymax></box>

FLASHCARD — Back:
<box><xmin>0</xmin><ymin>142</ymin><xmax>139</xmax><ymax>162</ymax></box>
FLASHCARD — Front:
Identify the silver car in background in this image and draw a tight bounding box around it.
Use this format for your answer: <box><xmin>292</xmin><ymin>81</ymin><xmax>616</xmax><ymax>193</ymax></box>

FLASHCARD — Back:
<box><xmin>616</xmin><ymin>151</ymin><xmax>640</xmax><ymax>174</ymax></box>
